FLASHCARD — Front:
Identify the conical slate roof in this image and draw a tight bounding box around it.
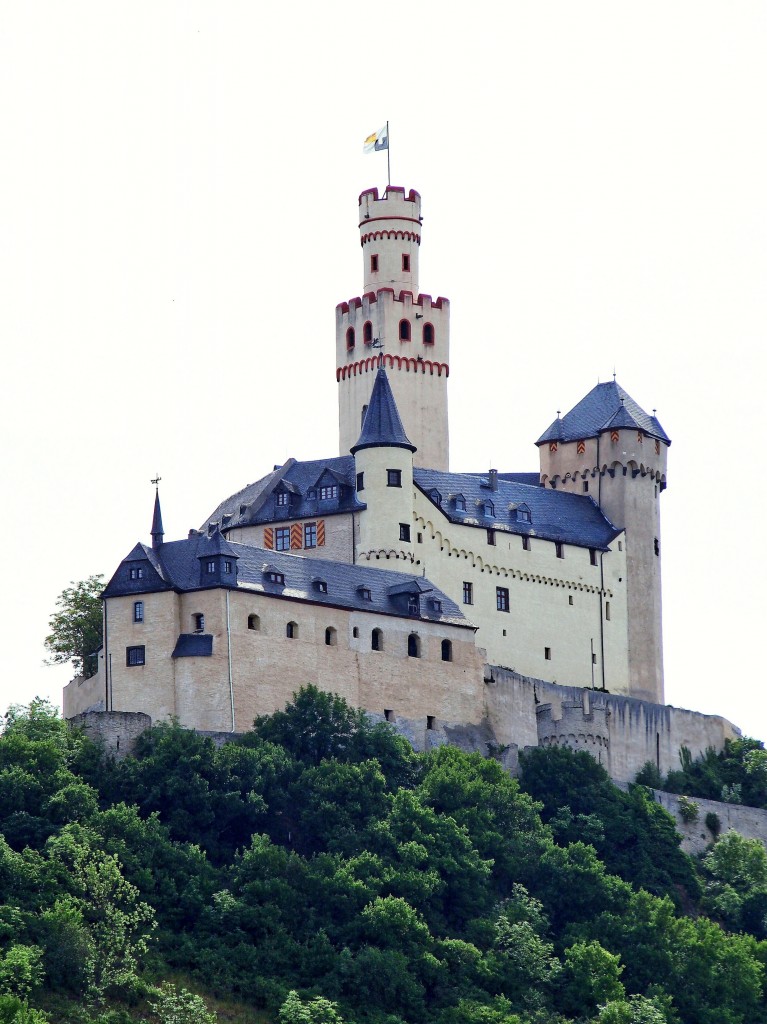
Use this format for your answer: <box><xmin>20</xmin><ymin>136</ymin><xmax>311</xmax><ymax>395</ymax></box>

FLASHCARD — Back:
<box><xmin>151</xmin><ymin>488</ymin><xmax>164</xmax><ymax>547</ymax></box>
<box><xmin>536</xmin><ymin>381</ymin><xmax>670</xmax><ymax>445</ymax></box>
<box><xmin>350</xmin><ymin>366</ymin><xmax>417</xmax><ymax>455</ymax></box>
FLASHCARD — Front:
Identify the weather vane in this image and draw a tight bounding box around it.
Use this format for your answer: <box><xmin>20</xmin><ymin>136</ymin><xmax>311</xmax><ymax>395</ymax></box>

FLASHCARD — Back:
<box><xmin>151</xmin><ymin>474</ymin><xmax>161</xmax><ymax>487</ymax></box>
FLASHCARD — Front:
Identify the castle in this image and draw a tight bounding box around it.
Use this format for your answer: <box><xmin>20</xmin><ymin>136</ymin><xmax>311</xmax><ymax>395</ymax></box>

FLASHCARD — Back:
<box><xmin>64</xmin><ymin>185</ymin><xmax>738</xmax><ymax>782</ymax></box>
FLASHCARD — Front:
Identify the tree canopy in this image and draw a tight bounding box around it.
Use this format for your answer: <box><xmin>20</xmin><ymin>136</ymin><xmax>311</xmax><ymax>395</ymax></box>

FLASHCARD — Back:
<box><xmin>43</xmin><ymin>575</ymin><xmax>104</xmax><ymax>678</ymax></box>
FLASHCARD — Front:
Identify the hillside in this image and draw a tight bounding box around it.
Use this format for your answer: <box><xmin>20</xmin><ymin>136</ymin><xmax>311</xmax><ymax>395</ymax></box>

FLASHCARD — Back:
<box><xmin>1</xmin><ymin>690</ymin><xmax>766</xmax><ymax>1024</ymax></box>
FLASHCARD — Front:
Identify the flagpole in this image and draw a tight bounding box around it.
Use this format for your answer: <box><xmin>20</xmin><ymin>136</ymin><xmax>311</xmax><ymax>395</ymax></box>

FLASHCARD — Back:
<box><xmin>386</xmin><ymin>120</ymin><xmax>390</xmax><ymax>186</ymax></box>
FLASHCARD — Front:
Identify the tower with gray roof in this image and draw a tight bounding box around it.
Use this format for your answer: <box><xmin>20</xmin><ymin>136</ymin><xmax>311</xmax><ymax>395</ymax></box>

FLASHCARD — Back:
<box><xmin>537</xmin><ymin>381</ymin><xmax>670</xmax><ymax>703</ymax></box>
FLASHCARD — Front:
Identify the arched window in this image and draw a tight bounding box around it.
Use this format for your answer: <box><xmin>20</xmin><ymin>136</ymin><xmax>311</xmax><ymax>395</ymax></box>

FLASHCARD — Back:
<box><xmin>407</xmin><ymin>633</ymin><xmax>421</xmax><ymax>658</ymax></box>
<box><xmin>193</xmin><ymin>613</ymin><xmax>205</xmax><ymax>632</ymax></box>
<box><xmin>399</xmin><ymin>319</ymin><xmax>411</xmax><ymax>342</ymax></box>
<box><xmin>371</xmin><ymin>628</ymin><xmax>383</xmax><ymax>652</ymax></box>
<box><xmin>423</xmin><ymin>322</ymin><xmax>435</xmax><ymax>345</ymax></box>
<box><xmin>441</xmin><ymin>639</ymin><xmax>452</xmax><ymax>662</ymax></box>
<box><xmin>247</xmin><ymin>614</ymin><xmax>260</xmax><ymax>631</ymax></box>
<box><xmin>346</xmin><ymin>327</ymin><xmax>355</xmax><ymax>350</ymax></box>
<box><xmin>363</xmin><ymin>321</ymin><xmax>373</xmax><ymax>344</ymax></box>
<box><xmin>286</xmin><ymin>621</ymin><xmax>298</xmax><ymax>639</ymax></box>
<box><xmin>325</xmin><ymin>627</ymin><xmax>337</xmax><ymax>647</ymax></box>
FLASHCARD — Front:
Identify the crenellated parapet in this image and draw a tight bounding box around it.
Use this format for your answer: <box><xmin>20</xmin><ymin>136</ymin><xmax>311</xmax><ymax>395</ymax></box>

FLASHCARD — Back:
<box><xmin>536</xmin><ymin>697</ymin><xmax>611</xmax><ymax>766</ymax></box>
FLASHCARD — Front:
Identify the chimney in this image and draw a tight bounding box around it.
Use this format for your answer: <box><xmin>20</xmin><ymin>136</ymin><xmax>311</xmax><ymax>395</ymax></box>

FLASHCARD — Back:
<box><xmin>489</xmin><ymin>468</ymin><xmax>498</xmax><ymax>491</ymax></box>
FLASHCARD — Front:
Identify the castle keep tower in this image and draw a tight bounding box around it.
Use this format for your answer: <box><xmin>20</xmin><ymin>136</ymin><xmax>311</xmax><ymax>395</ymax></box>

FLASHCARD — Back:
<box><xmin>336</xmin><ymin>187</ymin><xmax>450</xmax><ymax>471</ymax></box>
<box><xmin>537</xmin><ymin>382</ymin><xmax>670</xmax><ymax>705</ymax></box>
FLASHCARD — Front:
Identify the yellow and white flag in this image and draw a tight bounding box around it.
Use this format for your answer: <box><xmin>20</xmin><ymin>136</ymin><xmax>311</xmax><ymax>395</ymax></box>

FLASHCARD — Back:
<box><xmin>363</xmin><ymin>124</ymin><xmax>389</xmax><ymax>153</ymax></box>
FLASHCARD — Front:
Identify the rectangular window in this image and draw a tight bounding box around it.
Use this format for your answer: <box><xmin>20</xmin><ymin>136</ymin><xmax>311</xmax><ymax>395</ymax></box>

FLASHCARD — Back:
<box><xmin>275</xmin><ymin>527</ymin><xmax>291</xmax><ymax>551</ymax></box>
<box><xmin>129</xmin><ymin>567</ymin><xmax>144</xmax><ymax>580</ymax></box>
<box><xmin>268</xmin><ymin>571</ymin><xmax>284</xmax><ymax>584</ymax></box>
<box><xmin>463</xmin><ymin>581</ymin><xmax>473</xmax><ymax>605</ymax></box>
<box><xmin>319</xmin><ymin>485</ymin><xmax>338</xmax><ymax>500</ymax></box>
<box><xmin>407</xmin><ymin>596</ymin><xmax>419</xmax><ymax>615</ymax></box>
<box><xmin>589</xmin><ymin>548</ymin><xmax>597</xmax><ymax>566</ymax></box>
<box><xmin>387</xmin><ymin>469</ymin><xmax>402</xmax><ymax>487</ymax></box>
<box><xmin>399</xmin><ymin>523</ymin><xmax>411</xmax><ymax>542</ymax></box>
<box><xmin>496</xmin><ymin>587</ymin><xmax>509</xmax><ymax>612</ymax></box>
<box><xmin>555</xmin><ymin>542</ymin><xmax>564</xmax><ymax>559</ymax></box>
<box><xmin>487</xmin><ymin>529</ymin><xmax>496</xmax><ymax>546</ymax></box>
<box><xmin>568</xmin><ymin>595</ymin><xmax>573</xmax><ymax>606</ymax></box>
<box><xmin>402</xmin><ymin>253</ymin><xmax>410</xmax><ymax>271</ymax></box>
<box><xmin>583</xmin><ymin>481</ymin><xmax>589</xmax><ymax>492</ymax></box>
<box><xmin>304</xmin><ymin>522</ymin><xmax>317</xmax><ymax>548</ymax></box>
<box><xmin>522</xmin><ymin>536</ymin><xmax>530</xmax><ymax>551</ymax></box>
<box><xmin>544</xmin><ymin>647</ymin><xmax>551</xmax><ymax>660</ymax></box>
<box><xmin>133</xmin><ymin>601</ymin><xmax>144</xmax><ymax>623</ymax></box>
<box><xmin>206</xmin><ymin>560</ymin><xmax>216</xmax><ymax>573</ymax></box>
<box><xmin>276</xmin><ymin>491</ymin><xmax>289</xmax><ymax>506</ymax></box>
<box><xmin>126</xmin><ymin>645</ymin><xmax>145</xmax><ymax>667</ymax></box>
<box><xmin>370</xmin><ymin>254</ymin><xmax>379</xmax><ymax>273</ymax></box>
<box><xmin>356</xmin><ymin>472</ymin><xmax>364</xmax><ymax>492</ymax></box>
<box><xmin>224</xmin><ymin>561</ymin><xmax>232</xmax><ymax>573</ymax></box>
<box><xmin>592</xmin><ymin>652</ymin><xmax>597</xmax><ymax>665</ymax></box>
<box><xmin>605</xmin><ymin>601</ymin><xmax>611</xmax><ymax>621</ymax></box>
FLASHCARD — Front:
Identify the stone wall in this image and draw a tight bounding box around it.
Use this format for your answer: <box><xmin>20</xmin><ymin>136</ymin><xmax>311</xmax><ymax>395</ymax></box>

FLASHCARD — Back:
<box><xmin>649</xmin><ymin>790</ymin><xmax>767</xmax><ymax>856</ymax></box>
<box><xmin>68</xmin><ymin>710</ymin><xmax>152</xmax><ymax>759</ymax></box>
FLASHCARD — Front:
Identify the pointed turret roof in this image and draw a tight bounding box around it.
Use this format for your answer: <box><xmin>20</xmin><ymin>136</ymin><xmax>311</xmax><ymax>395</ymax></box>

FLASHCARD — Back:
<box><xmin>350</xmin><ymin>366</ymin><xmax>417</xmax><ymax>455</ymax></box>
<box><xmin>151</xmin><ymin>488</ymin><xmax>164</xmax><ymax>550</ymax></box>
<box><xmin>536</xmin><ymin>381</ymin><xmax>670</xmax><ymax>445</ymax></box>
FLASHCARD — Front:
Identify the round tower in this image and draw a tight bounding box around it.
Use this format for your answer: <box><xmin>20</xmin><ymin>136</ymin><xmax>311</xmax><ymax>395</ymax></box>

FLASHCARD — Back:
<box><xmin>336</xmin><ymin>187</ymin><xmax>450</xmax><ymax>471</ymax></box>
<box><xmin>537</xmin><ymin>382</ymin><xmax>669</xmax><ymax>705</ymax></box>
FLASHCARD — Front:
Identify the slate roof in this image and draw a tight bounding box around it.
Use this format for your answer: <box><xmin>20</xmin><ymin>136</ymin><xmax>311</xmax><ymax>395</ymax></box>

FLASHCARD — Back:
<box><xmin>414</xmin><ymin>468</ymin><xmax>620</xmax><ymax>550</ymax></box>
<box><xmin>172</xmin><ymin>634</ymin><xmax>213</xmax><ymax>658</ymax></box>
<box><xmin>351</xmin><ymin>366</ymin><xmax>417</xmax><ymax>454</ymax></box>
<box><xmin>103</xmin><ymin>536</ymin><xmax>472</xmax><ymax>629</ymax></box>
<box><xmin>536</xmin><ymin>381</ymin><xmax>670</xmax><ymax>445</ymax></box>
<box><xmin>202</xmin><ymin>456</ymin><xmax>366</xmax><ymax>532</ymax></box>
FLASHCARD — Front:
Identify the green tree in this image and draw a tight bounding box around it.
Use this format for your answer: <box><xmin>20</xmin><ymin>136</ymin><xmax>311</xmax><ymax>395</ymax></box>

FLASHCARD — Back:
<box><xmin>278</xmin><ymin>990</ymin><xmax>346</xmax><ymax>1023</ymax></box>
<box><xmin>44</xmin><ymin>575</ymin><xmax>104</xmax><ymax>678</ymax></box>
<box><xmin>559</xmin><ymin>940</ymin><xmax>625</xmax><ymax>1018</ymax></box>
<box><xmin>147</xmin><ymin>982</ymin><xmax>217</xmax><ymax>1024</ymax></box>
<box><xmin>0</xmin><ymin>946</ymin><xmax>43</xmax><ymax>1000</ymax></box>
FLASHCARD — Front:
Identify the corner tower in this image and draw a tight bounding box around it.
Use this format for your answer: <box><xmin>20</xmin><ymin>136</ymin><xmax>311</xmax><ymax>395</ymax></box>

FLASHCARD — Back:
<box><xmin>537</xmin><ymin>381</ymin><xmax>670</xmax><ymax>704</ymax></box>
<box><xmin>336</xmin><ymin>187</ymin><xmax>450</xmax><ymax>470</ymax></box>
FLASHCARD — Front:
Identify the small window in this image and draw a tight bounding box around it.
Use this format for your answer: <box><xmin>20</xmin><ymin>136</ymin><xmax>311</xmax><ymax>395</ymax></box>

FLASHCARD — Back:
<box><xmin>417</xmin><ymin>532</ymin><xmax>423</xmax><ymax>543</ymax></box>
<box><xmin>568</xmin><ymin>595</ymin><xmax>574</xmax><ymax>606</ymax></box>
<box><xmin>522</xmin><ymin>536</ymin><xmax>531</xmax><ymax>551</ymax></box>
<box><xmin>654</xmin><ymin>538</ymin><xmax>660</xmax><ymax>556</ymax></box>
<box><xmin>544</xmin><ymin>647</ymin><xmax>551</xmax><ymax>660</ymax></box>
<box><xmin>276</xmin><ymin>527</ymin><xmax>291</xmax><ymax>551</ymax></box>
<box><xmin>399</xmin><ymin>319</ymin><xmax>411</xmax><ymax>342</ymax></box>
<box><xmin>426</xmin><ymin>715</ymin><xmax>435</xmax><ymax>730</ymax></box>
<box><xmin>441</xmin><ymin>639</ymin><xmax>452</xmax><ymax>662</ymax></box>
<box><xmin>325</xmin><ymin>627</ymin><xmax>337</xmax><ymax>646</ymax></box>
<box><xmin>462</xmin><ymin>582</ymin><xmax>473</xmax><ymax>605</ymax></box>
<box><xmin>126</xmin><ymin>645</ymin><xmax>145</xmax><ymax>667</ymax></box>
<box><xmin>193</xmin><ymin>613</ymin><xmax>205</xmax><ymax>632</ymax></box>
<box><xmin>276</xmin><ymin>491</ymin><xmax>289</xmax><ymax>506</ymax></box>
<box><xmin>517</xmin><ymin>508</ymin><xmax>531</xmax><ymax>523</ymax></box>
<box><xmin>605</xmin><ymin>601</ymin><xmax>611</xmax><ymax>621</ymax></box>
<box><xmin>307</xmin><ymin>488</ymin><xmax>317</xmax><ymax>500</ymax></box>
<box><xmin>286</xmin><ymin>621</ymin><xmax>298</xmax><ymax>639</ymax></box>
<box><xmin>370</xmin><ymin>254</ymin><xmax>379</xmax><ymax>273</ymax></box>
<box><xmin>248</xmin><ymin>614</ymin><xmax>260</xmax><ymax>631</ymax></box>
<box><xmin>399</xmin><ymin>523</ymin><xmax>411</xmax><ymax>542</ymax></box>
<box><xmin>268</xmin><ymin>571</ymin><xmax>285</xmax><ymax>585</ymax></box>
<box><xmin>387</xmin><ymin>469</ymin><xmax>402</xmax><ymax>487</ymax></box>
<box><xmin>129</xmin><ymin>566</ymin><xmax>145</xmax><ymax>580</ymax></box>
<box><xmin>224</xmin><ymin>560</ymin><xmax>232</xmax><ymax>573</ymax></box>
<box><xmin>304</xmin><ymin>522</ymin><xmax>317</xmax><ymax>548</ymax></box>
<box><xmin>371</xmin><ymin>628</ymin><xmax>383</xmax><ymax>651</ymax></box>
<box><xmin>384</xmin><ymin>709</ymin><xmax>394</xmax><ymax>722</ymax></box>
<box><xmin>583</xmin><ymin>481</ymin><xmax>589</xmax><ymax>493</ymax></box>
<box><xmin>496</xmin><ymin>587</ymin><xmax>509</xmax><ymax>612</ymax></box>
<box><xmin>319</xmin><ymin>485</ymin><xmax>338</xmax><ymax>500</ymax></box>
<box><xmin>352</xmin><ymin>626</ymin><xmax>359</xmax><ymax>638</ymax></box>
<box><xmin>487</xmin><ymin>529</ymin><xmax>496</xmax><ymax>546</ymax></box>
<box><xmin>592</xmin><ymin>652</ymin><xmax>597</xmax><ymax>665</ymax></box>
<box><xmin>346</xmin><ymin>327</ymin><xmax>355</xmax><ymax>350</ymax></box>
<box><xmin>407</xmin><ymin>595</ymin><xmax>419</xmax><ymax>616</ymax></box>
<box><xmin>407</xmin><ymin>633</ymin><xmax>421</xmax><ymax>658</ymax></box>
<box><xmin>483</xmin><ymin>501</ymin><xmax>494</xmax><ymax>517</ymax></box>
<box><xmin>316</xmin><ymin>580</ymin><xmax>328</xmax><ymax>594</ymax></box>
<box><xmin>455</xmin><ymin>495</ymin><xmax>466</xmax><ymax>511</ymax></box>
<box><xmin>206</xmin><ymin>560</ymin><xmax>216</xmax><ymax>573</ymax></box>
<box><xmin>133</xmin><ymin>601</ymin><xmax>144</xmax><ymax>623</ymax></box>
<box><xmin>430</xmin><ymin>598</ymin><xmax>442</xmax><ymax>613</ymax></box>
<box><xmin>555</xmin><ymin>543</ymin><xmax>564</xmax><ymax>559</ymax></box>
<box><xmin>359</xmin><ymin>587</ymin><xmax>372</xmax><ymax>602</ymax></box>
<box><xmin>423</xmin><ymin>323</ymin><xmax>434</xmax><ymax>345</ymax></box>
<box><xmin>356</xmin><ymin>471</ymin><xmax>364</xmax><ymax>491</ymax></box>
<box><xmin>402</xmin><ymin>253</ymin><xmax>410</xmax><ymax>271</ymax></box>
<box><xmin>363</xmin><ymin>321</ymin><xmax>373</xmax><ymax>344</ymax></box>
<box><xmin>590</xmin><ymin>548</ymin><xmax>598</xmax><ymax>566</ymax></box>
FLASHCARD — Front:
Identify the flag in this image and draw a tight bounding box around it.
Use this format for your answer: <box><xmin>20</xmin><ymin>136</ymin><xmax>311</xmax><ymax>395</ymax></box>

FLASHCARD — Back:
<box><xmin>363</xmin><ymin>124</ymin><xmax>388</xmax><ymax>153</ymax></box>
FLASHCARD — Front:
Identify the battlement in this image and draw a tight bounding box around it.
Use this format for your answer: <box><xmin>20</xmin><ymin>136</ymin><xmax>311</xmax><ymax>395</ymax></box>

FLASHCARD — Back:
<box><xmin>336</xmin><ymin>291</ymin><xmax>449</xmax><ymax>314</ymax></box>
<box><xmin>359</xmin><ymin>186</ymin><xmax>421</xmax><ymax>205</ymax></box>
<box><xmin>359</xmin><ymin>187</ymin><xmax>422</xmax><ymax>228</ymax></box>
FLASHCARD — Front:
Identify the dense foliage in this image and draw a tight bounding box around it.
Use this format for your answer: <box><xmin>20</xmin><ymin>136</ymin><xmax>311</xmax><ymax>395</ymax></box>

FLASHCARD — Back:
<box><xmin>43</xmin><ymin>575</ymin><xmax>104</xmax><ymax>678</ymax></box>
<box><xmin>636</xmin><ymin>737</ymin><xmax>767</xmax><ymax>811</ymax></box>
<box><xmin>2</xmin><ymin>690</ymin><xmax>767</xmax><ymax>1024</ymax></box>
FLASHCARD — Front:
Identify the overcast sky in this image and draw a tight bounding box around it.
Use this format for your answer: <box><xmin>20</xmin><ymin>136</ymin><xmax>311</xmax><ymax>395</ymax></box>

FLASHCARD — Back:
<box><xmin>2</xmin><ymin>2</ymin><xmax>765</xmax><ymax>745</ymax></box>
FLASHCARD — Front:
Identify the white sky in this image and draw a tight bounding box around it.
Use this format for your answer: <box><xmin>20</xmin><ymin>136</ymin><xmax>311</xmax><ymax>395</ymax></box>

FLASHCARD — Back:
<box><xmin>2</xmin><ymin>2</ymin><xmax>766</xmax><ymax>746</ymax></box>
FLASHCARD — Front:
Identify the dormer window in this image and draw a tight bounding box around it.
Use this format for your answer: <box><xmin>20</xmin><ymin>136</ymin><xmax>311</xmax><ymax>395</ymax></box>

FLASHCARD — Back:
<box><xmin>483</xmin><ymin>501</ymin><xmax>495</xmax><ymax>517</ymax></box>
<box><xmin>430</xmin><ymin>598</ymin><xmax>442</xmax><ymax>613</ymax></box>
<box><xmin>276</xmin><ymin>491</ymin><xmax>289</xmax><ymax>507</ymax></box>
<box><xmin>454</xmin><ymin>495</ymin><xmax>466</xmax><ymax>511</ymax></box>
<box><xmin>206</xmin><ymin>560</ymin><xmax>216</xmax><ymax>574</ymax></box>
<box><xmin>307</xmin><ymin>488</ymin><xmax>317</xmax><ymax>500</ymax></box>
<box><xmin>358</xmin><ymin>587</ymin><xmax>372</xmax><ymax>601</ymax></box>
<box><xmin>314</xmin><ymin>579</ymin><xmax>328</xmax><ymax>594</ymax></box>
<box><xmin>129</xmin><ymin>567</ymin><xmax>145</xmax><ymax>580</ymax></box>
<box><xmin>319</xmin><ymin>485</ymin><xmax>338</xmax><ymax>500</ymax></box>
<box><xmin>428</xmin><ymin>488</ymin><xmax>442</xmax><ymax>504</ymax></box>
<box><xmin>407</xmin><ymin>595</ymin><xmax>419</xmax><ymax>616</ymax></box>
<box><xmin>268</xmin><ymin>571</ymin><xmax>285</xmax><ymax>585</ymax></box>
<box><xmin>516</xmin><ymin>507</ymin><xmax>531</xmax><ymax>523</ymax></box>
